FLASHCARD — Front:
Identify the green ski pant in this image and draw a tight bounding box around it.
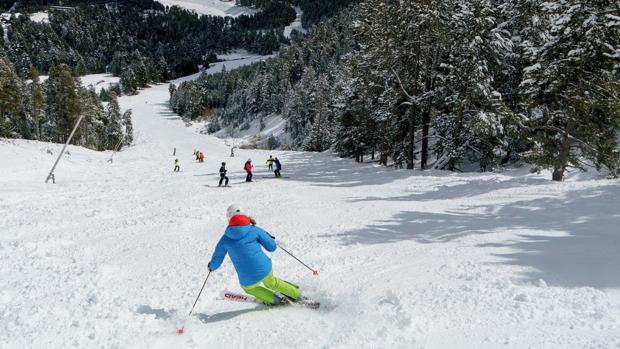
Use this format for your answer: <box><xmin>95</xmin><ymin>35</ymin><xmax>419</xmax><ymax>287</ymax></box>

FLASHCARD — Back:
<box><xmin>241</xmin><ymin>271</ymin><xmax>300</xmax><ymax>304</ymax></box>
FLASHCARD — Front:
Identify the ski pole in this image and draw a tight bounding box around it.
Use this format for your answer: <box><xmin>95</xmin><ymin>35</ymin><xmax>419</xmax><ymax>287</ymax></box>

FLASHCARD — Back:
<box><xmin>188</xmin><ymin>270</ymin><xmax>212</xmax><ymax>316</ymax></box>
<box><xmin>177</xmin><ymin>270</ymin><xmax>211</xmax><ymax>334</ymax></box>
<box><xmin>277</xmin><ymin>243</ymin><xmax>319</xmax><ymax>276</ymax></box>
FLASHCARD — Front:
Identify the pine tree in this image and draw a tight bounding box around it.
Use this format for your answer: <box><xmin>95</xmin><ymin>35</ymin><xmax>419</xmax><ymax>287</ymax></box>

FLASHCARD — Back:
<box><xmin>433</xmin><ymin>0</ymin><xmax>512</xmax><ymax>171</ymax></box>
<box><xmin>130</xmin><ymin>50</ymin><xmax>147</xmax><ymax>87</ymax></box>
<box><xmin>80</xmin><ymin>87</ymin><xmax>109</xmax><ymax>151</ymax></box>
<box><xmin>28</xmin><ymin>66</ymin><xmax>45</xmax><ymax>139</ymax></box>
<box><xmin>44</xmin><ymin>64</ymin><xmax>80</xmax><ymax>143</ymax></box>
<box><xmin>303</xmin><ymin>74</ymin><xmax>334</xmax><ymax>151</ymax></box>
<box><xmin>104</xmin><ymin>92</ymin><xmax>124</xmax><ymax>150</ymax></box>
<box><xmin>156</xmin><ymin>56</ymin><xmax>169</xmax><ymax>82</ymax></box>
<box><xmin>75</xmin><ymin>57</ymin><xmax>88</xmax><ymax>76</ymax></box>
<box><xmin>110</xmin><ymin>51</ymin><xmax>125</xmax><ymax>76</ymax></box>
<box><xmin>521</xmin><ymin>0</ymin><xmax>620</xmax><ymax>180</ymax></box>
<box><xmin>0</xmin><ymin>58</ymin><xmax>22</xmax><ymax>137</ymax></box>
<box><xmin>122</xmin><ymin>110</ymin><xmax>134</xmax><ymax>146</ymax></box>
<box><xmin>121</xmin><ymin>68</ymin><xmax>138</xmax><ymax>95</ymax></box>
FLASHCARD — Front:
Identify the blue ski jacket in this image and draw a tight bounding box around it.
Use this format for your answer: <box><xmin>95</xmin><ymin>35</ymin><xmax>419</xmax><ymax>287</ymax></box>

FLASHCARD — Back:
<box><xmin>208</xmin><ymin>215</ymin><xmax>276</xmax><ymax>286</ymax></box>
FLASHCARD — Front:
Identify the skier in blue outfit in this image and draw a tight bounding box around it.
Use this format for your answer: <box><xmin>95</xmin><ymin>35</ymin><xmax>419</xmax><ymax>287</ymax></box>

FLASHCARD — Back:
<box><xmin>274</xmin><ymin>157</ymin><xmax>282</xmax><ymax>177</ymax></box>
<box><xmin>207</xmin><ymin>205</ymin><xmax>302</xmax><ymax>305</ymax></box>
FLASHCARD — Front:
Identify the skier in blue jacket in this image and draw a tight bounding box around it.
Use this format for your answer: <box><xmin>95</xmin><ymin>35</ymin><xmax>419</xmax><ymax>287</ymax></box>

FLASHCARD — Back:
<box><xmin>207</xmin><ymin>205</ymin><xmax>301</xmax><ymax>305</ymax></box>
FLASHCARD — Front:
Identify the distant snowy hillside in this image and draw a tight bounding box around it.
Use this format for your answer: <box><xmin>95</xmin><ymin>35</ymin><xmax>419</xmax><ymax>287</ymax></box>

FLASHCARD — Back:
<box><xmin>155</xmin><ymin>0</ymin><xmax>258</xmax><ymax>17</ymax></box>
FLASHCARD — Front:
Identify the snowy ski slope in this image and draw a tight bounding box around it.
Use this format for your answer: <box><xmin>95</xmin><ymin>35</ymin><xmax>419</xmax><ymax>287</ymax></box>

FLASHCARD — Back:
<box><xmin>1</xmin><ymin>57</ymin><xmax>620</xmax><ymax>349</ymax></box>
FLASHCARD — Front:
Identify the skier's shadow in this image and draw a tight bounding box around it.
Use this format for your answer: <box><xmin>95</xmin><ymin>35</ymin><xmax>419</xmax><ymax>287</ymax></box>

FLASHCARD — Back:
<box><xmin>194</xmin><ymin>307</ymin><xmax>266</xmax><ymax>323</ymax></box>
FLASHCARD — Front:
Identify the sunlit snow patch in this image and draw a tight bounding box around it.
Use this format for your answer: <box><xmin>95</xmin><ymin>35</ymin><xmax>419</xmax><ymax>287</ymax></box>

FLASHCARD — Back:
<box><xmin>155</xmin><ymin>0</ymin><xmax>258</xmax><ymax>17</ymax></box>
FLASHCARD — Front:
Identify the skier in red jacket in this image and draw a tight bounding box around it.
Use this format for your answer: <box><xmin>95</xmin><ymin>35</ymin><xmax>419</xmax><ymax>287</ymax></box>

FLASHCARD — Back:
<box><xmin>244</xmin><ymin>159</ymin><xmax>253</xmax><ymax>182</ymax></box>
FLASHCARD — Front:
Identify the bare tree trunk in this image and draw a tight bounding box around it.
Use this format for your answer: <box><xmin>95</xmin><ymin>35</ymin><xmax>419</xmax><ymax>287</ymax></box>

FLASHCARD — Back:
<box><xmin>421</xmin><ymin>49</ymin><xmax>437</xmax><ymax>170</ymax></box>
<box><xmin>552</xmin><ymin>119</ymin><xmax>576</xmax><ymax>182</ymax></box>
<box><xmin>421</xmin><ymin>111</ymin><xmax>430</xmax><ymax>169</ymax></box>
<box><xmin>380</xmin><ymin>152</ymin><xmax>388</xmax><ymax>166</ymax></box>
<box><xmin>407</xmin><ymin>108</ymin><xmax>416</xmax><ymax>169</ymax></box>
<box><xmin>406</xmin><ymin>59</ymin><xmax>421</xmax><ymax>170</ymax></box>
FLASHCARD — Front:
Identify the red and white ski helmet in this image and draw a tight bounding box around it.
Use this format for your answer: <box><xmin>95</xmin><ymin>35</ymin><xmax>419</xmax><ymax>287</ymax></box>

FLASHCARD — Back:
<box><xmin>226</xmin><ymin>204</ymin><xmax>245</xmax><ymax>220</ymax></box>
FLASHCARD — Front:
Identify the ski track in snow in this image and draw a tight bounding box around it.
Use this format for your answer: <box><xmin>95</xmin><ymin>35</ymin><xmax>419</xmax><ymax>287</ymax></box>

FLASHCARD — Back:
<box><xmin>2</xmin><ymin>58</ymin><xmax>620</xmax><ymax>349</ymax></box>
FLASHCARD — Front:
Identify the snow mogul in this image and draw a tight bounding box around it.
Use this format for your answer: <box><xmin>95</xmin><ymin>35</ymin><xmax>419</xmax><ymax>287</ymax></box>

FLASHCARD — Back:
<box><xmin>207</xmin><ymin>205</ymin><xmax>302</xmax><ymax>305</ymax></box>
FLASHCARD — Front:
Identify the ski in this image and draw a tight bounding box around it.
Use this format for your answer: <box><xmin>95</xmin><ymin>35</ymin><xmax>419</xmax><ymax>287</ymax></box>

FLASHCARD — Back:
<box><xmin>219</xmin><ymin>291</ymin><xmax>320</xmax><ymax>309</ymax></box>
<box><xmin>219</xmin><ymin>291</ymin><xmax>264</xmax><ymax>304</ymax></box>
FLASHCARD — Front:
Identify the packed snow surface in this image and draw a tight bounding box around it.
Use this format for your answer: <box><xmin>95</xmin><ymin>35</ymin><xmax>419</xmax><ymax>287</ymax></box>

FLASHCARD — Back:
<box><xmin>2</xmin><ymin>58</ymin><xmax>620</xmax><ymax>349</ymax></box>
<box><xmin>155</xmin><ymin>0</ymin><xmax>258</xmax><ymax>17</ymax></box>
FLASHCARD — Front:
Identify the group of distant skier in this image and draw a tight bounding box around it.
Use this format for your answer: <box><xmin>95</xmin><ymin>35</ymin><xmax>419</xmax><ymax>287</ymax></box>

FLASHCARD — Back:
<box><xmin>266</xmin><ymin>155</ymin><xmax>282</xmax><ymax>177</ymax></box>
<box><xmin>173</xmin><ymin>148</ymin><xmax>283</xmax><ymax>186</ymax></box>
<box><xmin>194</xmin><ymin>149</ymin><xmax>205</xmax><ymax>163</ymax></box>
<box><xmin>234</xmin><ymin>155</ymin><xmax>282</xmax><ymax>185</ymax></box>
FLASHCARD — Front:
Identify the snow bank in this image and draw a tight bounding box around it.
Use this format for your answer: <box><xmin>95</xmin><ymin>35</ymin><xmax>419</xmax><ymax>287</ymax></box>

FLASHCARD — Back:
<box><xmin>155</xmin><ymin>0</ymin><xmax>258</xmax><ymax>17</ymax></box>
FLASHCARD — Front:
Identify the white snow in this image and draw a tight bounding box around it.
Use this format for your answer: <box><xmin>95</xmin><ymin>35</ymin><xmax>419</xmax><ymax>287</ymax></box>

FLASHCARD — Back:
<box><xmin>2</xmin><ymin>55</ymin><xmax>620</xmax><ymax>349</ymax></box>
<box><xmin>155</xmin><ymin>0</ymin><xmax>258</xmax><ymax>17</ymax></box>
<box><xmin>27</xmin><ymin>74</ymin><xmax>119</xmax><ymax>93</ymax></box>
<box><xmin>284</xmin><ymin>6</ymin><xmax>306</xmax><ymax>39</ymax></box>
<box><xmin>79</xmin><ymin>74</ymin><xmax>120</xmax><ymax>93</ymax></box>
<box><xmin>29</xmin><ymin>11</ymin><xmax>49</xmax><ymax>23</ymax></box>
<box><xmin>216</xmin><ymin>49</ymin><xmax>258</xmax><ymax>61</ymax></box>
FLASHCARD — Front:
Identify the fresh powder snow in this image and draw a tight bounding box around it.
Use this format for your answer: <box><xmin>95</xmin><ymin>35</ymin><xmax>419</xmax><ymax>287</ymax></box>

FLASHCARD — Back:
<box><xmin>1</xmin><ymin>58</ymin><xmax>620</xmax><ymax>349</ymax></box>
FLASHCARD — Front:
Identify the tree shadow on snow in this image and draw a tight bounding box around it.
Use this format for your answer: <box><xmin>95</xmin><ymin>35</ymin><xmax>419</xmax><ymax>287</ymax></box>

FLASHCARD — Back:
<box><xmin>279</xmin><ymin>152</ymin><xmax>417</xmax><ymax>188</ymax></box>
<box><xmin>327</xmin><ymin>182</ymin><xmax>620</xmax><ymax>289</ymax></box>
<box><xmin>348</xmin><ymin>176</ymin><xmax>550</xmax><ymax>203</ymax></box>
